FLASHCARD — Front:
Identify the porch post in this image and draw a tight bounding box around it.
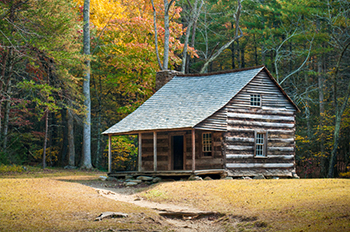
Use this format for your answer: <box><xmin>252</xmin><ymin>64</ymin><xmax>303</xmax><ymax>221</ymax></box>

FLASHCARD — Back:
<box><xmin>192</xmin><ymin>129</ymin><xmax>195</xmax><ymax>172</ymax></box>
<box><xmin>138</xmin><ymin>133</ymin><xmax>142</xmax><ymax>172</ymax></box>
<box><xmin>108</xmin><ymin>134</ymin><xmax>112</xmax><ymax>173</ymax></box>
<box><xmin>153</xmin><ymin>131</ymin><xmax>157</xmax><ymax>172</ymax></box>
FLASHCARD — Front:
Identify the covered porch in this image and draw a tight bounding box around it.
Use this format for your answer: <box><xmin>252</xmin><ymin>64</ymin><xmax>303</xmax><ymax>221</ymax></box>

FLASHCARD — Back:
<box><xmin>106</xmin><ymin>129</ymin><xmax>225</xmax><ymax>176</ymax></box>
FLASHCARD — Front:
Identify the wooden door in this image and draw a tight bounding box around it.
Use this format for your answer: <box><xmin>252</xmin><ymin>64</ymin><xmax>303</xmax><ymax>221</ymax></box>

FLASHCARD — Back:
<box><xmin>172</xmin><ymin>135</ymin><xmax>184</xmax><ymax>170</ymax></box>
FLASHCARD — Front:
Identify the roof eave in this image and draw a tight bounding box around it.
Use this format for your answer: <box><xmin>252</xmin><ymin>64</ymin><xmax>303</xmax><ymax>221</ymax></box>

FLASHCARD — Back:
<box><xmin>102</xmin><ymin>127</ymin><xmax>195</xmax><ymax>136</ymax></box>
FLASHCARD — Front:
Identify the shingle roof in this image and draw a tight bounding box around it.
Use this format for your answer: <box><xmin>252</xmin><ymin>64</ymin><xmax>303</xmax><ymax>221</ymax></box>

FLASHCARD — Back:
<box><xmin>102</xmin><ymin>66</ymin><xmax>265</xmax><ymax>135</ymax></box>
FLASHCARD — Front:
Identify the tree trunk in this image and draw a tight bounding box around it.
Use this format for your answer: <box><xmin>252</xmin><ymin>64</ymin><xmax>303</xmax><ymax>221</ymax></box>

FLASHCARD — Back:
<box><xmin>254</xmin><ymin>34</ymin><xmax>258</xmax><ymax>66</ymax></box>
<box><xmin>163</xmin><ymin>0</ymin><xmax>170</xmax><ymax>70</ymax></box>
<box><xmin>200</xmin><ymin>0</ymin><xmax>242</xmax><ymax>73</ymax></box>
<box><xmin>150</xmin><ymin>0</ymin><xmax>162</xmax><ymax>70</ymax></box>
<box><xmin>2</xmin><ymin>79</ymin><xmax>11</xmax><ymax>151</ymax></box>
<box><xmin>318</xmin><ymin>58</ymin><xmax>326</xmax><ymax>177</ymax></box>
<box><xmin>42</xmin><ymin>110</ymin><xmax>49</xmax><ymax>169</ymax></box>
<box><xmin>181</xmin><ymin>0</ymin><xmax>203</xmax><ymax>73</ymax></box>
<box><xmin>327</xmin><ymin>42</ymin><xmax>350</xmax><ymax>178</ymax></box>
<box><xmin>67</xmin><ymin>108</ymin><xmax>76</xmax><ymax>167</ymax></box>
<box><xmin>0</xmin><ymin>49</ymin><xmax>9</xmax><ymax>136</ymax></box>
<box><xmin>81</xmin><ymin>0</ymin><xmax>92</xmax><ymax>169</ymax></box>
<box><xmin>60</xmin><ymin>108</ymin><xmax>68</xmax><ymax>166</ymax></box>
<box><xmin>241</xmin><ymin>46</ymin><xmax>245</xmax><ymax>68</ymax></box>
<box><xmin>230</xmin><ymin>32</ymin><xmax>235</xmax><ymax>69</ymax></box>
<box><xmin>237</xmin><ymin>40</ymin><xmax>241</xmax><ymax>68</ymax></box>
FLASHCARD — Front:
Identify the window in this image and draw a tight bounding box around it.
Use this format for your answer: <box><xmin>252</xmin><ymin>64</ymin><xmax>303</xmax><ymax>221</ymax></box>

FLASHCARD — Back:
<box><xmin>202</xmin><ymin>133</ymin><xmax>212</xmax><ymax>156</ymax></box>
<box><xmin>250</xmin><ymin>94</ymin><xmax>261</xmax><ymax>107</ymax></box>
<box><xmin>254</xmin><ymin>131</ymin><xmax>267</xmax><ymax>157</ymax></box>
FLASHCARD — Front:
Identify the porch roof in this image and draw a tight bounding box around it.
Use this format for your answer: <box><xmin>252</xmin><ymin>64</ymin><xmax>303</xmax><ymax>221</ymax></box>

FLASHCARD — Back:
<box><xmin>102</xmin><ymin>66</ymin><xmax>265</xmax><ymax>135</ymax></box>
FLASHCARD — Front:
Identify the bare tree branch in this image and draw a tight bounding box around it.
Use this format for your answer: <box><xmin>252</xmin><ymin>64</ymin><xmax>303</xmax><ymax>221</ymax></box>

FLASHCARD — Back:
<box><xmin>279</xmin><ymin>34</ymin><xmax>315</xmax><ymax>85</ymax></box>
<box><xmin>200</xmin><ymin>0</ymin><xmax>242</xmax><ymax>73</ymax></box>
<box><xmin>151</xmin><ymin>0</ymin><xmax>163</xmax><ymax>70</ymax></box>
<box><xmin>181</xmin><ymin>0</ymin><xmax>204</xmax><ymax>73</ymax></box>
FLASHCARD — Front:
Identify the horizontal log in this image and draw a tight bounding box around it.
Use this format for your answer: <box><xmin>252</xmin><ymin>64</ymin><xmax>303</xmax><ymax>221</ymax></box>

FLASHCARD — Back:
<box><xmin>142</xmin><ymin>143</ymin><xmax>169</xmax><ymax>148</ymax></box>
<box><xmin>268</xmin><ymin>138</ymin><xmax>294</xmax><ymax>143</ymax></box>
<box><xmin>227</xmin><ymin>113</ymin><xmax>294</xmax><ymax>122</ymax></box>
<box><xmin>226</xmin><ymin>154</ymin><xmax>294</xmax><ymax>160</ymax></box>
<box><xmin>194</xmin><ymin>126</ymin><xmax>226</xmax><ymax>131</ymax></box>
<box><xmin>226</xmin><ymin>163</ymin><xmax>294</xmax><ymax>169</ymax></box>
<box><xmin>225</xmin><ymin>145</ymin><xmax>253</xmax><ymax>151</ymax></box>
<box><xmin>268</xmin><ymin>147</ymin><xmax>294</xmax><ymax>152</ymax></box>
<box><xmin>228</xmin><ymin>127</ymin><xmax>295</xmax><ymax>134</ymax></box>
<box><xmin>226</xmin><ymin>154</ymin><xmax>254</xmax><ymax>159</ymax></box>
<box><xmin>242</xmin><ymin>90</ymin><xmax>281</xmax><ymax>95</ymax></box>
<box><xmin>262</xmin><ymin>106</ymin><xmax>295</xmax><ymax>111</ymax></box>
<box><xmin>225</xmin><ymin>137</ymin><xmax>254</xmax><ymax>143</ymax></box>
<box><xmin>142</xmin><ymin>152</ymin><xmax>168</xmax><ymax>157</ymax></box>
<box><xmin>185</xmin><ymin>158</ymin><xmax>222</xmax><ymax>166</ymax></box>
<box><xmin>226</xmin><ymin>108</ymin><xmax>295</xmax><ymax>116</ymax></box>
<box><xmin>142</xmin><ymin>134</ymin><xmax>169</xmax><ymax>139</ymax></box>
<box><xmin>193</xmin><ymin>126</ymin><xmax>226</xmax><ymax>132</ymax></box>
<box><xmin>227</xmin><ymin>168</ymin><xmax>294</xmax><ymax>177</ymax></box>
<box><xmin>267</xmin><ymin>155</ymin><xmax>294</xmax><ymax>160</ymax></box>
<box><xmin>227</xmin><ymin>120</ymin><xmax>294</xmax><ymax>128</ymax></box>
<box><xmin>142</xmin><ymin>161</ymin><xmax>168</xmax><ymax>167</ymax></box>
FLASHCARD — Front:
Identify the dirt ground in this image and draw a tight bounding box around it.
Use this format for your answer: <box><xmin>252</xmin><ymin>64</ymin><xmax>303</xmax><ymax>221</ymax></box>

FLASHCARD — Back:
<box><xmin>84</xmin><ymin>180</ymin><xmax>228</xmax><ymax>232</ymax></box>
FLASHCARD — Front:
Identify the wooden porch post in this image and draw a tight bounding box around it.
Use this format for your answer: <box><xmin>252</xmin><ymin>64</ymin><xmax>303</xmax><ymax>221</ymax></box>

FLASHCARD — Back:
<box><xmin>138</xmin><ymin>133</ymin><xmax>142</xmax><ymax>172</ymax></box>
<box><xmin>153</xmin><ymin>131</ymin><xmax>157</xmax><ymax>172</ymax></box>
<box><xmin>192</xmin><ymin>129</ymin><xmax>195</xmax><ymax>172</ymax></box>
<box><xmin>108</xmin><ymin>134</ymin><xmax>112</xmax><ymax>173</ymax></box>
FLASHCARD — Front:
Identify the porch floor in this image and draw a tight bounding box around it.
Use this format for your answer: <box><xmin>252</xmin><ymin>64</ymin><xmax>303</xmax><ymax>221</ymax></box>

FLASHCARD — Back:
<box><xmin>108</xmin><ymin>169</ymin><xmax>227</xmax><ymax>179</ymax></box>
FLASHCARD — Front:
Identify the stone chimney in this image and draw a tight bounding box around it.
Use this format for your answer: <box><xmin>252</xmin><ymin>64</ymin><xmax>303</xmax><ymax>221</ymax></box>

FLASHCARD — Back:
<box><xmin>155</xmin><ymin>70</ymin><xmax>182</xmax><ymax>91</ymax></box>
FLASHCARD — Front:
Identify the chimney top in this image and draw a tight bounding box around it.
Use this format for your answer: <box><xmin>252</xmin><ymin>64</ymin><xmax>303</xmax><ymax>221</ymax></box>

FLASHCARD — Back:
<box><xmin>155</xmin><ymin>70</ymin><xmax>182</xmax><ymax>91</ymax></box>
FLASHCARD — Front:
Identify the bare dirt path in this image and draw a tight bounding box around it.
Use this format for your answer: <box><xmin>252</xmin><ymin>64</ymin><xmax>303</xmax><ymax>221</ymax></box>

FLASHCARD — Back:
<box><xmin>85</xmin><ymin>182</ymin><xmax>226</xmax><ymax>232</ymax></box>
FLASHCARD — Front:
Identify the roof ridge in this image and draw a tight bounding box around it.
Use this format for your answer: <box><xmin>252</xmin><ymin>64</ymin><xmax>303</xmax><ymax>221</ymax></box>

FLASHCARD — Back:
<box><xmin>176</xmin><ymin>65</ymin><xmax>265</xmax><ymax>77</ymax></box>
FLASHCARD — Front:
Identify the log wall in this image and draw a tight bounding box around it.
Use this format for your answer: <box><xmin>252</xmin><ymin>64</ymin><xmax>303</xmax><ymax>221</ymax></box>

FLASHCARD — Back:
<box><xmin>140</xmin><ymin>130</ymin><xmax>224</xmax><ymax>171</ymax></box>
<box><xmin>224</xmin><ymin>71</ymin><xmax>297</xmax><ymax>177</ymax></box>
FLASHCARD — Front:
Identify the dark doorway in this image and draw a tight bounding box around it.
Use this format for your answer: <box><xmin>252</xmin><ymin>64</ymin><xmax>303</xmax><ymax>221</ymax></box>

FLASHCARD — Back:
<box><xmin>173</xmin><ymin>136</ymin><xmax>184</xmax><ymax>170</ymax></box>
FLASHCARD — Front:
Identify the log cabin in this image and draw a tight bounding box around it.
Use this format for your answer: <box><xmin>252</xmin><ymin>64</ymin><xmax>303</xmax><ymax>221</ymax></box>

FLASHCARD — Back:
<box><xmin>103</xmin><ymin>65</ymin><xmax>300</xmax><ymax>178</ymax></box>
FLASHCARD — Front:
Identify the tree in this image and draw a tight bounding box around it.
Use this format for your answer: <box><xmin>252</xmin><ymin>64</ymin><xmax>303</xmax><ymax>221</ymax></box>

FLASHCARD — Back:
<box><xmin>151</xmin><ymin>0</ymin><xmax>183</xmax><ymax>70</ymax></box>
<box><xmin>0</xmin><ymin>0</ymin><xmax>83</xmax><ymax>166</ymax></box>
<box><xmin>81</xmin><ymin>0</ymin><xmax>93</xmax><ymax>169</ymax></box>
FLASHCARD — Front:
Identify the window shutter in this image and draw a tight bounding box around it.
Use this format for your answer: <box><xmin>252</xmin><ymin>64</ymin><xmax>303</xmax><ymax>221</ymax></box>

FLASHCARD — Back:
<box><xmin>264</xmin><ymin>131</ymin><xmax>268</xmax><ymax>156</ymax></box>
<box><xmin>254</xmin><ymin>130</ymin><xmax>257</xmax><ymax>156</ymax></box>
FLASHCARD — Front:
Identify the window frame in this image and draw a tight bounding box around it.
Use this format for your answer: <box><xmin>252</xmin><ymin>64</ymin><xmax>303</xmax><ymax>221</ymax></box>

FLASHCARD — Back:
<box><xmin>254</xmin><ymin>131</ymin><xmax>268</xmax><ymax>158</ymax></box>
<box><xmin>201</xmin><ymin>132</ymin><xmax>213</xmax><ymax>157</ymax></box>
<box><xmin>250</xmin><ymin>94</ymin><xmax>261</xmax><ymax>107</ymax></box>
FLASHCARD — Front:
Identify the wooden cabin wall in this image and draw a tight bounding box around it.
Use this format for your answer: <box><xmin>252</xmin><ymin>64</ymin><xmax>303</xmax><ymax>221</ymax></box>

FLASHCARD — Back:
<box><xmin>195</xmin><ymin>110</ymin><xmax>227</xmax><ymax>131</ymax></box>
<box><xmin>224</xmin><ymin>70</ymin><xmax>297</xmax><ymax>177</ymax></box>
<box><xmin>141</xmin><ymin>132</ymin><xmax>169</xmax><ymax>171</ymax></box>
<box><xmin>184</xmin><ymin>131</ymin><xmax>224</xmax><ymax>170</ymax></box>
<box><xmin>140</xmin><ymin>130</ymin><xmax>224</xmax><ymax>171</ymax></box>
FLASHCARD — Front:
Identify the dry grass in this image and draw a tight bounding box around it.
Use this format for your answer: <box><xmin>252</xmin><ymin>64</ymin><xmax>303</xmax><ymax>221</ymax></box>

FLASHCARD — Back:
<box><xmin>141</xmin><ymin>179</ymin><xmax>350</xmax><ymax>231</ymax></box>
<box><xmin>0</xmin><ymin>174</ymin><xmax>163</xmax><ymax>232</ymax></box>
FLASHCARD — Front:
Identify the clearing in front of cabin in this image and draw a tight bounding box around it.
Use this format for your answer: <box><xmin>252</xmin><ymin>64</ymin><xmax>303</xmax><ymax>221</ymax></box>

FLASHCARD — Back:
<box><xmin>0</xmin><ymin>168</ymin><xmax>349</xmax><ymax>231</ymax></box>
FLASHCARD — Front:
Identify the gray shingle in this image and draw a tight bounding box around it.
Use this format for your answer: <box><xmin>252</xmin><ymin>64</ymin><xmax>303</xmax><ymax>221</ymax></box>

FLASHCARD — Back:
<box><xmin>102</xmin><ymin>67</ymin><xmax>264</xmax><ymax>135</ymax></box>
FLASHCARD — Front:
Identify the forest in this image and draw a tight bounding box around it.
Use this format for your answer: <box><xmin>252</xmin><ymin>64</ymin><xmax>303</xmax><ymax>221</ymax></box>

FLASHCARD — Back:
<box><xmin>0</xmin><ymin>0</ymin><xmax>349</xmax><ymax>178</ymax></box>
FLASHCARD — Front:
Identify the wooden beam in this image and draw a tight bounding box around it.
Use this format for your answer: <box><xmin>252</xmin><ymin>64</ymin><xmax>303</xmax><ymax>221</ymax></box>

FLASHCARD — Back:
<box><xmin>192</xmin><ymin>129</ymin><xmax>195</xmax><ymax>172</ymax></box>
<box><xmin>153</xmin><ymin>131</ymin><xmax>157</xmax><ymax>172</ymax></box>
<box><xmin>227</xmin><ymin>112</ymin><xmax>295</xmax><ymax>121</ymax></box>
<box><xmin>138</xmin><ymin>133</ymin><xmax>142</xmax><ymax>172</ymax></box>
<box><xmin>226</xmin><ymin>163</ymin><xmax>294</xmax><ymax>168</ymax></box>
<box><xmin>108</xmin><ymin>134</ymin><xmax>112</xmax><ymax>173</ymax></box>
<box><xmin>183</xmin><ymin>134</ymin><xmax>186</xmax><ymax>170</ymax></box>
<box><xmin>227</xmin><ymin>120</ymin><xmax>295</xmax><ymax>128</ymax></box>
